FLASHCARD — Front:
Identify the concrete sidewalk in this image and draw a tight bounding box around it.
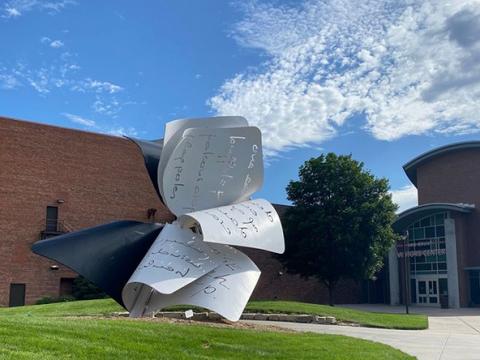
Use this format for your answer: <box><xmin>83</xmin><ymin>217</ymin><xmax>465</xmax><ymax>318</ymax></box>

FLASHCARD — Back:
<box><xmin>243</xmin><ymin>307</ymin><xmax>480</xmax><ymax>360</ymax></box>
<box><xmin>340</xmin><ymin>304</ymin><xmax>480</xmax><ymax>317</ymax></box>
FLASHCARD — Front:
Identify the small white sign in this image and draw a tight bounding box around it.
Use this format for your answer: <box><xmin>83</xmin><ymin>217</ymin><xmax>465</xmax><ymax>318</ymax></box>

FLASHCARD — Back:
<box><xmin>184</xmin><ymin>309</ymin><xmax>194</xmax><ymax>319</ymax></box>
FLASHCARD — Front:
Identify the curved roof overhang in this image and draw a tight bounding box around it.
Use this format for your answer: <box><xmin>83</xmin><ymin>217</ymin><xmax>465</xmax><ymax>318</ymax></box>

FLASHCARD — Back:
<box><xmin>403</xmin><ymin>141</ymin><xmax>480</xmax><ymax>186</ymax></box>
<box><xmin>392</xmin><ymin>203</ymin><xmax>475</xmax><ymax>233</ymax></box>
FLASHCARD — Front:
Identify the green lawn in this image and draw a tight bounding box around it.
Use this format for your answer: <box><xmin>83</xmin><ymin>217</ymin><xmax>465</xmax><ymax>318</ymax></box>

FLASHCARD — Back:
<box><xmin>246</xmin><ymin>301</ymin><xmax>428</xmax><ymax>330</ymax></box>
<box><xmin>0</xmin><ymin>300</ymin><xmax>416</xmax><ymax>359</ymax></box>
<box><xmin>1</xmin><ymin>298</ymin><xmax>428</xmax><ymax>330</ymax></box>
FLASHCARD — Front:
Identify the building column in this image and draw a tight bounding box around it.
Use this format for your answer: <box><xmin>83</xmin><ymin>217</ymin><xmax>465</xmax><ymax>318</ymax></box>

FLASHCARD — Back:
<box><xmin>445</xmin><ymin>218</ymin><xmax>460</xmax><ymax>308</ymax></box>
<box><xmin>388</xmin><ymin>246</ymin><xmax>400</xmax><ymax>305</ymax></box>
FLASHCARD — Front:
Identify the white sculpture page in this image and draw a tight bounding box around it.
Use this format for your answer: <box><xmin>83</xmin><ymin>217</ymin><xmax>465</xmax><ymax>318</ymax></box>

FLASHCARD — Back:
<box><xmin>124</xmin><ymin>240</ymin><xmax>260</xmax><ymax>321</ymax></box>
<box><xmin>157</xmin><ymin>116</ymin><xmax>248</xmax><ymax>197</ymax></box>
<box><xmin>179</xmin><ymin>199</ymin><xmax>285</xmax><ymax>254</ymax></box>
<box><xmin>123</xmin><ymin>223</ymin><xmax>224</xmax><ymax>300</ymax></box>
<box><xmin>162</xmin><ymin>126</ymin><xmax>264</xmax><ymax>216</ymax></box>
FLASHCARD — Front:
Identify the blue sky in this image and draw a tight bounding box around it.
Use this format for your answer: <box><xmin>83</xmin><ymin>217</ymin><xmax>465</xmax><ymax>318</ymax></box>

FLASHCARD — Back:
<box><xmin>2</xmin><ymin>0</ymin><xmax>480</xmax><ymax>211</ymax></box>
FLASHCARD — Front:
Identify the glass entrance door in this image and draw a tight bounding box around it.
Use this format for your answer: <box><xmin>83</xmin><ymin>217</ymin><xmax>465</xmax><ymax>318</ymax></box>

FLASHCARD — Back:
<box><xmin>469</xmin><ymin>271</ymin><xmax>480</xmax><ymax>306</ymax></box>
<box><xmin>417</xmin><ymin>279</ymin><xmax>439</xmax><ymax>305</ymax></box>
<box><xmin>427</xmin><ymin>280</ymin><xmax>438</xmax><ymax>304</ymax></box>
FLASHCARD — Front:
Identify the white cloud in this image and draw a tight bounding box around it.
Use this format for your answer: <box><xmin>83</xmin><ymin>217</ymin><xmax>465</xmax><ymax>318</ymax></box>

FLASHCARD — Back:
<box><xmin>50</xmin><ymin>40</ymin><xmax>64</xmax><ymax>48</ymax></box>
<box><xmin>73</xmin><ymin>78</ymin><xmax>123</xmax><ymax>94</ymax></box>
<box><xmin>5</xmin><ymin>62</ymin><xmax>68</xmax><ymax>94</ymax></box>
<box><xmin>1</xmin><ymin>3</ymin><xmax>135</xmax><ymax>121</ymax></box>
<box><xmin>41</xmin><ymin>37</ymin><xmax>64</xmax><ymax>48</ymax></box>
<box><xmin>92</xmin><ymin>96</ymin><xmax>122</xmax><ymax>117</ymax></box>
<box><xmin>2</xmin><ymin>60</ymin><xmax>127</xmax><ymax>118</ymax></box>
<box><xmin>2</xmin><ymin>0</ymin><xmax>76</xmax><ymax>19</ymax></box>
<box><xmin>0</xmin><ymin>73</ymin><xmax>21</xmax><ymax>89</ymax></box>
<box><xmin>61</xmin><ymin>112</ymin><xmax>137</xmax><ymax>137</ymax></box>
<box><xmin>63</xmin><ymin>112</ymin><xmax>96</xmax><ymax>127</ymax></box>
<box><xmin>210</xmin><ymin>0</ymin><xmax>480</xmax><ymax>156</ymax></box>
<box><xmin>5</xmin><ymin>62</ymin><xmax>122</xmax><ymax>98</ymax></box>
<box><xmin>390</xmin><ymin>184</ymin><xmax>418</xmax><ymax>213</ymax></box>
<box><xmin>104</xmin><ymin>126</ymin><xmax>138</xmax><ymax>137</ymax></box>
<box><xmin>41</xmin><ymin>0</ymin><xmax>75</xmax><ymax>14</ymax></box>
<box><xmin>5</xmin><ymin>7</ymin><xmax>21</xmax><ymax>17</ymax></box>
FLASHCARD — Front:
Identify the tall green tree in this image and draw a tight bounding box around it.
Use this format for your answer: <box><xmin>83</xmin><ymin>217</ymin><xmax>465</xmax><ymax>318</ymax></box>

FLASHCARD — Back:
<box><xmin>280</xmin><ymin>153</ymin><xmax>398</xmax><ymax>305</ymax></box>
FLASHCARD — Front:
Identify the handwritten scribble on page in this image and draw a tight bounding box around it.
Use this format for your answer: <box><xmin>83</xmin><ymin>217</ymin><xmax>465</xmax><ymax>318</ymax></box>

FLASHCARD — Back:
<box><xmin>123</xmin><ymin>224</ymin><xmax>220</xmax><ymax>298</ymax></box>
<box><xmin>162</xmin><ymin>126</ymin><xmax>264</xmax><ymax>216</ymax></box>
<box><xmin>179</xmin><ymin>199</ymin><xmax>285</xmax><ymax>254</ymax></box>
<box><xmin>157</xmin><ymin>116</ymin><xmax>248</xmax><ymax>199</ymax></box>
<box><xmin>123</xmin><ymin>225</ymin><xmax>260</xmax><ymax>321</ymax></box>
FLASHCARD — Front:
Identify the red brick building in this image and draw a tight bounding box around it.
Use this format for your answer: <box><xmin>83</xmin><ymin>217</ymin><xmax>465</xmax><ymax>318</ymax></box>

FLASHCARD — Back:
<box><xmin>0</xmin><ymin>116</ymin><xmax>361</xmax><ymax>307</ymax></box>
<box><xmin>390</xmin><ymin>142</ymin><xmax>480</xmax><ymax>308</ymax></box>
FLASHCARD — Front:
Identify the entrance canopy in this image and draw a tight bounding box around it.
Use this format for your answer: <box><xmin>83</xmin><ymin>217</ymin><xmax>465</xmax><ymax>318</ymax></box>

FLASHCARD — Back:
<box><xmin>392</xmin><ymin>203</ymin><xmax>474</xmax><ymax>233</ymax></box>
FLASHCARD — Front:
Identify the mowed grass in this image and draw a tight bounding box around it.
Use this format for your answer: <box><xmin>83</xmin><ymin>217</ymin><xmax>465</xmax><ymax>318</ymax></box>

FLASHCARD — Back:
<box><xmin>246</xmin><ymin>301</ymin><xmax>428</xmax><ymax>330</ymax></box>
<box><xmin>0</xmin><ymin>298</ymin><xmax>122</xmax><ymax>317</ymax></box>
<box><xmin>0</xmin><ymin>299</ymin><xmax>416</xmax><ymax>359</ymax></box>
<box><xmin>1</xmin><ymin>298</ymin><xmax>428</xmax><ymax>329</ymax></box>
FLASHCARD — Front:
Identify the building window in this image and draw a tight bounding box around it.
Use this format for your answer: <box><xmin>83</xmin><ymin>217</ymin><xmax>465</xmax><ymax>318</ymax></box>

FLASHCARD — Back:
<box><xmin>404</xmin><ymin>212</ymin><xmax>449</xmax><ymax>305</ymax></box>
<box><xmin>46</xmin><ymin>206</ymin><xmax>59</xmax><ymax>232</ymax></box>
<box><xmin>408</xmin><ymin>212</ymin><xmax>448</xmax><ymax>276</ymax></box>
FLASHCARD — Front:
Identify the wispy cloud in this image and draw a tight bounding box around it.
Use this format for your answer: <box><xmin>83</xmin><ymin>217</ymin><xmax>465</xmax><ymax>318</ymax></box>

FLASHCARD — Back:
<box><xmin>0</xmin><ymin>72</ymin><xmax>21</xmax><ymax>89</ymax></box>
<box><xmin>5</xmin><ymin>7</ymin><xmax>21</xmax><ymax>17</ymax></box>
<box><xmin>2</xmin><ymin>58</ymin><xmax>124</xmax><ymax>113</ymax></box>
<box><xmin>2</xmin><ymin>0</ymin><xmax>76</xmax><ymax>19</ymax></box>
<box><xmin>104</xmin><ymin>126</ymin><xmax>138</xmax><ymax>137</ymax></box>
<box><xmin>62</xmin><ymin>112</ymin><xmax>96</xmax><ymax>127</ymax></box>
<box><xmin>3</xmin><ymin>60</ymin><xmax>75</xmax><ymax>94</ymax></box>
<box><xmin>1</xmin><ymin>0</ymin><xmax>138</xmax><ymax>124</ymax></box>
<box><xmin>210</xmin><ymin>0</ymin><xmax>480</xmax><ymax>156</ymax></box>
<box><xmin>390</xmin><ymin>184</ymin><xmax>418</xmax><ymax>213</ymax></box>
<box><xmin>72</xmin><ymin>78</ymin><xmax>123</xmax><ymax>94</ymax></box>
<box><xmin>62</xmin><ymin>112</ymin><xmax>138</xmax><ymax>137</ymax></box>
<box><xmin>50</xmin><ymin>40</ymin><xmax>63</xmax><ymax>48</ymax></box>
<box><xmin>41</xmin><ymin>37</ymin><xmax>64</xmax><ymax>48</ymax></box>
<box><xmin>92</xmin><ymin>96</ymin><xmax>122</xmax><ymax>117</ymax></box>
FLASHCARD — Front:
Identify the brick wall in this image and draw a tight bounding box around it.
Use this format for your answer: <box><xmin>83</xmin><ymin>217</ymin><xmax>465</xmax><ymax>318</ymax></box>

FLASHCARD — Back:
<box><xmin>416</xmin><ymin>148</ymin><xmax>480</xmax><ymax>305</ymax></box>
<box><xmin>416</xmin><ymin>148</ymin><xmax>480</xmax><ymax>268</ymax></box>
<box><xmin>0</xmin><ymin>117</ymin><xmax>171</xmax><ymax>306</ymax></box>
<box><xmin>245</xmin><ymin>248</ymin><xmax>362</xmax><ymax>304</ymax></box>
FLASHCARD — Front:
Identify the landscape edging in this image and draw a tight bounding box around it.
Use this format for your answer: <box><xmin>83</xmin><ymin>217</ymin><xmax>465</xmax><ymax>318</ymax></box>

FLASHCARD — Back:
<box><xmin>113</xmin><ymin>311</ymin><xmax>337</xmax><ymax>324</ymax></box>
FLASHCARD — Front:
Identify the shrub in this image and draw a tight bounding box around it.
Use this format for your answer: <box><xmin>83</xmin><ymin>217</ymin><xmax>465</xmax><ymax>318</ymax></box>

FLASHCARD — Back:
<box><xmin>71</xmin><ymin>276</ymin><xmax>108</xmax><ymax>300</ymax></box>
<box><xmin>35</xmin><ymin>296</ymin><xmax>76</xmax><ymax>305</ymax></box>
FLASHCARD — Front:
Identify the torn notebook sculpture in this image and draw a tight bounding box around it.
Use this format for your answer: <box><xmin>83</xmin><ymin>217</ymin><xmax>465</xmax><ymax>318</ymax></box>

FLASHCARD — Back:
<box><xmin>32</xmin><ymin>116</ymin><xmax>285</xmax><ymax>321</ymax></box>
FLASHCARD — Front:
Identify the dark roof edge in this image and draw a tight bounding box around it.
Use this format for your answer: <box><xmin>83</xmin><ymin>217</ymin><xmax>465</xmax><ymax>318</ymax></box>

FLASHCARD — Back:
<box><xmin>403</xmin><ymin>141</ymin><xmax>480</xmax><ymax>186</ymax></box>
<box><xmin>393</xmin><ymin>203</ymin><xmax>475</xmax><ymax>233</ymax></box>
<box><xmin>397</xmin><ymin>203</ymin><xmax>475</xmax><ymax>218</ymax></box>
